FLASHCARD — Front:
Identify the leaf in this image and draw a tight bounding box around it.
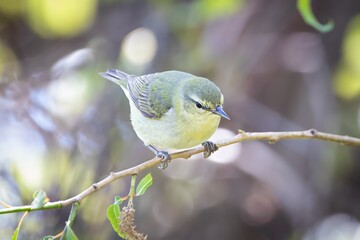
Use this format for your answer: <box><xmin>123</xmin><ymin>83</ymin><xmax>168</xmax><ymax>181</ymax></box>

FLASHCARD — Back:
<box><xmin>136</xmin><ymin>173</ymin><xmax>153</xmax><ymax>196</ymax></box>
<box><xmin>107</xmin><ymin>204</ymin><xmax>120</xmax><ymax>232</ymax></box>
<box><xmin>41</xmin><ymin>236</ymin><xmax>55</xmax><ymax>240</ymax></box>
<box><xmin>11</xmin><ymin>212</ymin><xmax>28</xmax><ymax>240</ymax></box>
<box><xmin>11</xmin><ymin>226</ymin><xmax>20</xmax><ymax>240</ymax></box>
<box><xmin>107</xmin><ymin>204</ymin><xmax>125</xmax><ymax>238</ymax></box>
<box><xmin>11</xmin><ymin>227</ymin><xmax>20</xmax><ymax>240</ymax></box>
<box><xmin>65</xmin><ymin>224</ymin><xmax>79</xmax><ymax>240</ymax></box>
<box><xmin>114</xmin><ymin>196</ymin><xmax>123</xmax><ymax>205</ymax></box>
<box><xmin>297</xmin><ymin>0</ymin><xmax>334</xmax><ymax>33</ymax></box>
<box><xmin>31</xmin><ymin>190</ymin><xmax>49</xmax><ymax>209</ymax></box>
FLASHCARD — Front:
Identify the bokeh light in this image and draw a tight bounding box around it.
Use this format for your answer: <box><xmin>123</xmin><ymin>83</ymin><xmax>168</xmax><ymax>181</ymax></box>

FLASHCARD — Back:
<box><xmin>121</xmin><ymin>27</ymin><xmax>158</xmax><ymax>67</ymax></box>
<box><xmin>26</xmin><ymin>0</ymin><xmax>97</xmax><ymax>38</ymax></box>
<box><xmin>303</xmin><ymin>214</ymin><xmax>360</xmax><ymax>240</ymax></box>
<box><xmin>45</xmin><ymin>74</ymin><xmax>92</xmax><ymax>123</ymax></box>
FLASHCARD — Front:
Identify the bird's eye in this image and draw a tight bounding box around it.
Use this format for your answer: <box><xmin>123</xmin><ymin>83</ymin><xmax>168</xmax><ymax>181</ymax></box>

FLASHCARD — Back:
<box><xmin>195</xmin><ymin>102</ymin><xmax>203</xmax><ymax>109</ymax></box>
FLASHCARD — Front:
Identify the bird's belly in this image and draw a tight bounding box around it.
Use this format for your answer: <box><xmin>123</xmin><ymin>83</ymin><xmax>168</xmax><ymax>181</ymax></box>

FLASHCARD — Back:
<box><xmin>130</xmin><ymin>107</ymin><xmax>220</xmax><ymax>150</ymax></box>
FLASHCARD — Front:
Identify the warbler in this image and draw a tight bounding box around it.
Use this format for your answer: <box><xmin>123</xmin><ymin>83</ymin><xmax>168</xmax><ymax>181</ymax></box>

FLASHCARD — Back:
<box><xmin>99</xmin><ymin>69</ymin><xmax>229</xmax><ymax>168</ymax></box>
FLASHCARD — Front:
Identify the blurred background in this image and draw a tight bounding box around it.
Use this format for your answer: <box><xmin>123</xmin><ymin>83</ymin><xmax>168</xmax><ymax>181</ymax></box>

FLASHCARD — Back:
<box><xmin>0</xmin><ymin>0</ymin><xmax>360</xmax><ymax>239</ymax></box>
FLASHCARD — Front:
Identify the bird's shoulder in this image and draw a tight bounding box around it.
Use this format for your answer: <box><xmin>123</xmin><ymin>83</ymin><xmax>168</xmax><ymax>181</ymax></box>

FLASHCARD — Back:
<box><xmin>128</xmin><ymin>71</ymin><xmax>195</xmax><ymax>119</ymax></box>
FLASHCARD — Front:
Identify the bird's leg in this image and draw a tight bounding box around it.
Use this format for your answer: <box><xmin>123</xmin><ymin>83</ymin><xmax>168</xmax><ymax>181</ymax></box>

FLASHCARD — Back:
<box><xmin>202</xmin><ymin>141</ymin><xmax>218</xmax><ymax>158</ymax></box>
<box><xmin>147</xmin><ymin>145</ymin><xmax>171</xmax><ymax>169</ymax></box>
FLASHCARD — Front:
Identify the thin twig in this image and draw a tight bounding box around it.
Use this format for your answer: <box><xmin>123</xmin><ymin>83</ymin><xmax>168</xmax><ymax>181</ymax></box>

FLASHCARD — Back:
<box><xmin>0</xmin><ymin>200</ymin><xmax>12</xmax><ymax>208</ymax></box>
<box><xmin>0</xmin><ymin>129</ymin><xmax>359</xmax><ymax>214</ymax></box>
<box><xmin>128</xmin><ymin>175</ymin><xmax>137</xmax><ymax>208</ymax></box>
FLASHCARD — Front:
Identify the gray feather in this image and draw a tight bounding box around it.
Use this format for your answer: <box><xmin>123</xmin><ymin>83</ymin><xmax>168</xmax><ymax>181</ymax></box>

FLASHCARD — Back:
<box><xmin>99</xmin><ymin>69</ymin><xmax>128</xmax><ymax>87</ymax></box>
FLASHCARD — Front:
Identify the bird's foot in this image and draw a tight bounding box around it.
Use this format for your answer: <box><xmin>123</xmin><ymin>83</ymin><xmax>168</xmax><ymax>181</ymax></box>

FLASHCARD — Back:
<box><xmin>147</xmin><ymin>145</ymin><xmax>171</xmax><ymax>169</ymax></box>
<box><xmin>156</xmin><ymin>151</ymin><xmax>171</xmax><ymax>169</ymax></box>
<box><xmin>202</xmin><ymin>141</ymin><xmax>218</xmax><ymax>158</ymax></box>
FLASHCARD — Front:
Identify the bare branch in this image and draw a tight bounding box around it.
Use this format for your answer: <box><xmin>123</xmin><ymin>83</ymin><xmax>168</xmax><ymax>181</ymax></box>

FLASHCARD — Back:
<box><xmin>0</xmin><ymin>129</ymin><xmax>359</xmax><ymax>214</ymax></box>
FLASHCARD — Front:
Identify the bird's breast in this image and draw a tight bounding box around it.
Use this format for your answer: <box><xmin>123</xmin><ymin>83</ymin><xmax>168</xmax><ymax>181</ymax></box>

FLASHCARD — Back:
<box><xmin>130</xmin><ymin>105</ymin><xmax>220</xmax><ymax>149</ymax></box>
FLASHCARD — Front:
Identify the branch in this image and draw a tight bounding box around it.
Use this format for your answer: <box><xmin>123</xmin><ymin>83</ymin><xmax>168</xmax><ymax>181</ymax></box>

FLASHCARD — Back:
<box><xmin>1</xmin><ymin>129</ymin><xmax>359</xmax><ymax>214</ymax></box>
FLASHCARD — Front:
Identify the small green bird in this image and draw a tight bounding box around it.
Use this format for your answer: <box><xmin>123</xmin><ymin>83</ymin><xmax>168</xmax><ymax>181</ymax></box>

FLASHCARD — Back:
<box><xmin>100</xmin><ymin>69</ymin><xmax>229</xmax><ymax>168</ymax></box>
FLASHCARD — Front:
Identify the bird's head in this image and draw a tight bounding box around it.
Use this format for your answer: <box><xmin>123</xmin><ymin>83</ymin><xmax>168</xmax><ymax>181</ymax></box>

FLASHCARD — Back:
<box><xmin>182</xmin><ymin>77</ymin><xmax>229</xmax><ymax>120</ymax></box>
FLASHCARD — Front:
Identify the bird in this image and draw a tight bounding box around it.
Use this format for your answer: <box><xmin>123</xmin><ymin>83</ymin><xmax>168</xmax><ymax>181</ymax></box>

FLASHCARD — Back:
<box><xmin>99</xmin><ymin>69</ymin><xmax>229</xmax><ymax>168</ymax></box>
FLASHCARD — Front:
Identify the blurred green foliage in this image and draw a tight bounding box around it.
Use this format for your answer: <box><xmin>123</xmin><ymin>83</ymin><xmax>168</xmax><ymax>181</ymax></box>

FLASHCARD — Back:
<box><xmin>26</xmin><ymin>0</ymin><xmax>97</xmax><ymax>38</ymax></box>
<box><xmin>0</xmin><ymin>0</ymin><xmax>97</xmax><ymax>38</ymax></box>
<box><xmin>334</xmin><ymin>15</ymin><xmax>360</xmax><ymax>100</ymax></box>
<box><xmin>297</xmin><ymin>0</ymin><xmax>334</xmax><ymax>33</ymax></box>
<box><xmin>0</xmin><ymin>41</ymin><xmax>20</xmax><ymax>83</ymax></box>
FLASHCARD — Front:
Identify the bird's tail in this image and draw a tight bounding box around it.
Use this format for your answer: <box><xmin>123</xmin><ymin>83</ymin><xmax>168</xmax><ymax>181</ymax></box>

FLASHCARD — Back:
<box><xmin>99</xmin><ymin>69</ymin><xmax>129</xmax><ymax>87</ymax></box>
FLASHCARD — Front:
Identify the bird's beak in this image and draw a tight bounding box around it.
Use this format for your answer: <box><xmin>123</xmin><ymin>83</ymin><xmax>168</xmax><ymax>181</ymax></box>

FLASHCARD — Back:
<box><xmin>213</xmin><ymin>106</ymin><xmax>230</xmax><ymax>120</ymax></box>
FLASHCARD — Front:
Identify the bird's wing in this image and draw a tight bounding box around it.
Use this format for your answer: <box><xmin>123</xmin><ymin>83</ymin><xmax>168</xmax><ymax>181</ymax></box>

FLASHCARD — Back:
<box><xmin>127</xmin><ymin>73</ymin><xmax>170</xmax><ymax>119</ymax></box>
<box><xmin>100</xmin><ymin>69</ymin><xmax>174</xmax><ymax>119</ymax></box>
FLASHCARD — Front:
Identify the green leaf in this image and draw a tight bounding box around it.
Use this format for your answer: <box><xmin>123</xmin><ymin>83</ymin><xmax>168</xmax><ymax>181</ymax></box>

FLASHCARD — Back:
<box><xmin>114</xmin><ymin>196</ymin><xmax>123</xmax><ymax>205</ymax></box>
<box><xmin>136</xmin><ymin>173</ymin><xmax>153</xmax><ymax>196</ymax></box>
<box><xmin>11</xmin><ymin>212</ymin><xmax>28</xmax><ymax>240</ymax></box>
<box><xmin>41</xmin><ymin>236</ymin><xmax>55</xmax><ymax>240</ymax></box>
<box><xmin>65</xmin><ymin>224</ymin><xmax>79</xmax><ymax>240</ymax></box>
<box><xmin>11</xmin><ymin>226</ymin><xmax>20</xmax><ymax>240</ymax></box>
<box><xmin>297</xmin><ymin>0</ymin><xmax>334</xmax><ymax>33</ymax></box>
<box><xmin>106</xmin><ymin>204</ymin><xmax>125</xmax><ymax>238</ymax></box>
<box><xmin>31</xmin><ymin>190</ymin><xmax>49</xmax><ymax>209</ymax></box>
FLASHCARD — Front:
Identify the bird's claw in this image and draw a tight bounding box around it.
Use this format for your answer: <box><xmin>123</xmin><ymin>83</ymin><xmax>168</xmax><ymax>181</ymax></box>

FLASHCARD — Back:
<box><xmin>147</xmin><ymin>145</ymin><xmax>172</xmax><ymax>169</ymax></box>
<box><xmin>202</xmin><ymin>141</ymin><xmax>218</xmax><ymax>158</ymax></box>
<box><xmin>156</xmin><ymin>151</ymin><xmax>171</xmax><ymax>169</ymax></box>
